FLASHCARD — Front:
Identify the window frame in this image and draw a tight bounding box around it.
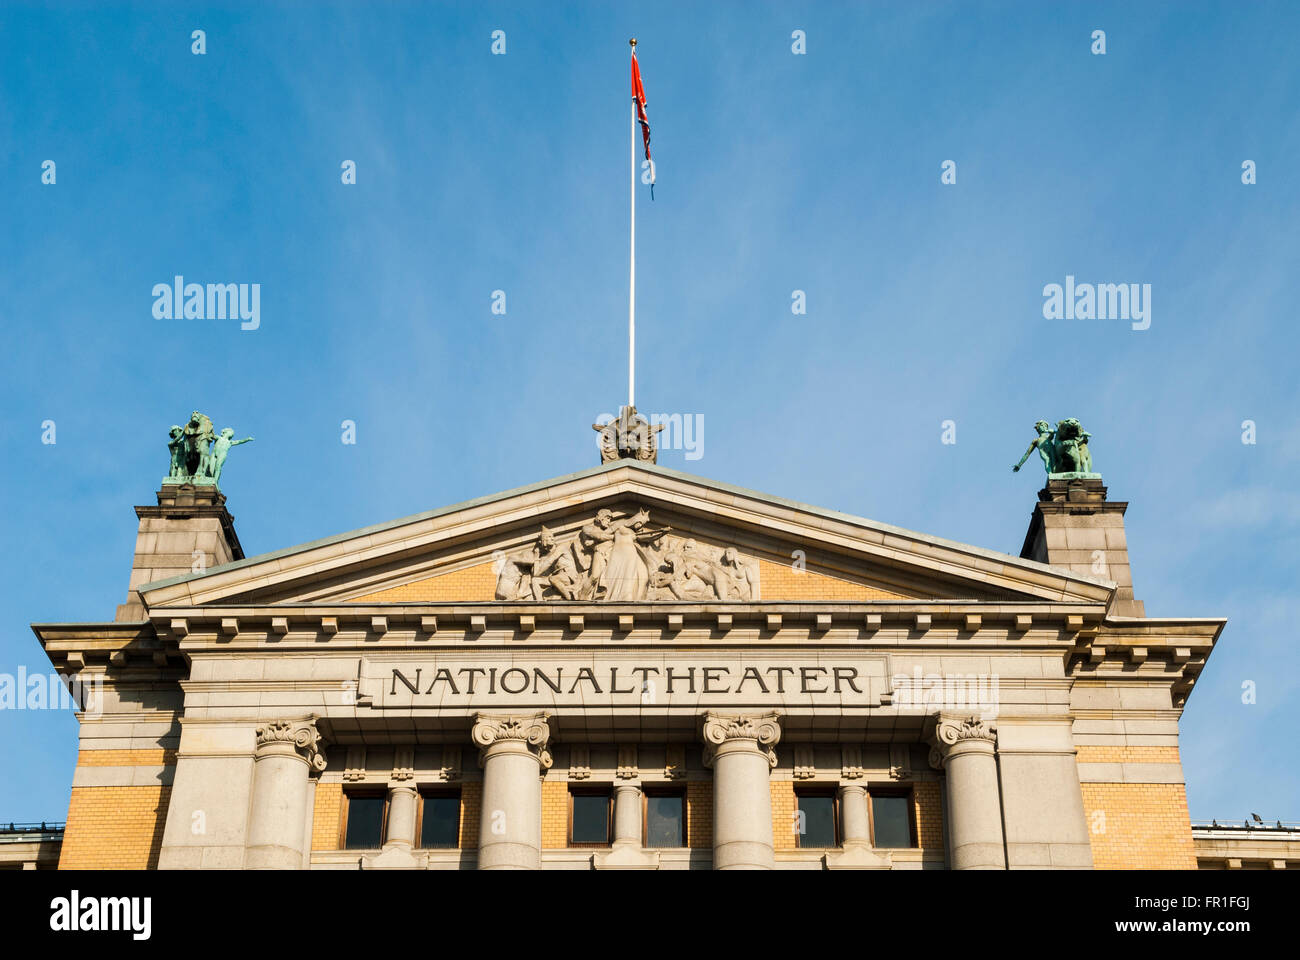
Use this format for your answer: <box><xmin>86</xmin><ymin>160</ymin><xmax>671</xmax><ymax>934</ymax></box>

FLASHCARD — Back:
<box><xmin>641</xmin><ymin>786</ymin><xmax>687</xmax><ymax>849</ymax></box>
<box><xmin>794</xmin><ymin>785</ymin><xmax>840</xmax><ymax>849</ymax></box>
<box><xmin>415</xmin><ymin>786</ymin><xmax>463</xmax><ymax>850</ymax></box>
<box><xmin>339</xmin><ymin>787</ymin><xmax>389</xmax><ymax>851</ymax></box>
<box><xmin>567</xmin><ymin>786</ymin><xmax>614</xmax><ymax>848</ymax></box>
<box><xmin>867</xmin><ymin>787</ymin><xmax>918</xmax><ymax>849</ymax></box>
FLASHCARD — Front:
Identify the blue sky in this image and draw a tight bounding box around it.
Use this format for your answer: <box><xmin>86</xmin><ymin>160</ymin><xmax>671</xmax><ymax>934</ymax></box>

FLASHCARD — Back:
<box><xmin>1</xmin><ymin>1</ymin><xmax>1296</xmax><ymax>824</ymax></box>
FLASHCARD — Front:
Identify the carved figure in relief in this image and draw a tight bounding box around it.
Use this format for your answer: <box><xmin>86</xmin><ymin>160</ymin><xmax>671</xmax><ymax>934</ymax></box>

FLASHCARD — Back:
<box><xmin>493</xmin><ymin>507</ymin><xmax>757</xmax><ymax>602</ymax></box>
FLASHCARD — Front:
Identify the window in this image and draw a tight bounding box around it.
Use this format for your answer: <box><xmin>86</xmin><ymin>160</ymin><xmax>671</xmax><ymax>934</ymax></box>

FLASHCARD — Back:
<box><xmin>869</xmin><ymin>790</ymin><xmax>917</xmax><ymax>848</ymax></box>
<box><xmin>418</xmin><ymin>790</ymin><xmax>461</xmax><ymax>849</ymax></box>
<box><xmin>342</xmin><ymin>791</ymin><xmax>386</xmax><ymax>850</ymax></box>
<box><xmin>795</xmin><ymin>788</ymin><xmax>837</xmax><ymax>848</ymax></box>
<box><xmin>644</xmin><ymin>789</ymin><xmax>685</xmax><ymax>848</ymax></box>
<box><xmin>569</xmin><ymin>788</ymin><xmax>612</xmax><ymax>846</ymax></box>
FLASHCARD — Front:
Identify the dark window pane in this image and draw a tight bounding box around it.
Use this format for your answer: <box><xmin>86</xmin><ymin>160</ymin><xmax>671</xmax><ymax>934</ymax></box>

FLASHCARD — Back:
<box><xmin>421</xmin><ymin>795</ymin><xmax>460</xmax><ymax>849</ymax></box>
<box><xmin>345</xmin><ymin>796</ymin><xmax>384</xmax><ymax>849</ymax></box>
<box><xmin>646</xmin><ymin>794</ymin><xmax>684</xmax><ymax>848</ymax></box>
<box><xmin>798</xmin><ymin>794</ymin><xmax>836</xmax><ymax>848</ymax></box>
<box><xmin>872</xmin><ymin>795</ymin><xmax>914</xmax><ymax>848</ymax></box>
<box><xmin>571</xmin><ymin>793</ymin><xmax>610</xmax><ymax>844</ymax></box>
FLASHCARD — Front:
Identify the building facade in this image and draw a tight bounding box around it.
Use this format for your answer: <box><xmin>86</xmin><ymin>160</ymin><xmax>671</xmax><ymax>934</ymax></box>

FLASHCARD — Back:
<box><xmin>33</xmin><ymin>441</ymin><xmax>1226</xmax><ymax>869</ymax></box>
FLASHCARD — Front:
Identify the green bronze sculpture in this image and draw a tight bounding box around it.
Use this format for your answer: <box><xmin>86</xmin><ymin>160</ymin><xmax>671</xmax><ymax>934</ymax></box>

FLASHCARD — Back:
<box><xmin>1013</xmin><ymin>418</ymin><xmax>1098</xmax><ymax>479</ymax></box>
<box><xmin>163</xmin><ymin>412</ymin><xmax>253</xmax><ymax>489</ymax></box>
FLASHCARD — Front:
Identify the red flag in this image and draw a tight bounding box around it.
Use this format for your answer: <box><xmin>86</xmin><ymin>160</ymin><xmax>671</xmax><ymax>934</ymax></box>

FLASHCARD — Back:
<box><xmin>631</xmin><ymin>48</ymin><xmax>654</xmax><ymax>190</ymax></box>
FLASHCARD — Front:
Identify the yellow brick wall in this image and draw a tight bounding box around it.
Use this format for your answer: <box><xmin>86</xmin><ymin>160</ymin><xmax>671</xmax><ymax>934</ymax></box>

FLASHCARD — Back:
<box><xmin>1080</xmin><ymin>782</ymin><xmax>1197</xmax><ymax>869</ymax></box>
<box><xmin>687</xmin><ymin>781</ymin><xmax>712</xmax><ymax>849</ymax></box>
<box><xmin>771</xmin><ymin>780</ymin><xmax>798</xmax><ymax>850</ymax></box>
<box><xmin>542</xmin><ymin>781</ymin><xmax>569</xmax><ymax>848</ymax></box>
<box><xmin>350</xmin><ymin>563</ymin><xmax>496</xmax><ymax>602</ymax></box>
<box><xmin>1077</xmin><ymin>742</ymin><xmax>1197</xmax><ymax>869</ymax></box>
<box><xmin>913</xmin><ymin>781</ymin><xmax>943</xmax><ymax>851</ymax></box>
<box><xmin>311</xmin><ymin>781</ymin><xmax>343</xmax><ymax>850</ymax></box>
<box><xmin>1075</xmin><ymin>746</ymin><xmax>1181</xmax><ymax>764</ymax></box>
<box><xmin>758</xmin><ymin>558</ymin><xmax>904</xmax><ymax>601</ymax></box>
<box><xmin>58</xmin><ymin>785</ymin><xmax>172</xmax><ymax>869</ymax></box>
<box><xmin>76</xmin><ymin>749</ymin><xmax>177</xmax><ymax>767</ymax></box>
<box><xmin>348</xmin><ymin>557</ymin><xmax>907</xmax><ymax>603</ymax></box>
<box><xmin>459</xmin><ymin>781</ymin><xmax>481</xmax><ymax>849</ymax></box>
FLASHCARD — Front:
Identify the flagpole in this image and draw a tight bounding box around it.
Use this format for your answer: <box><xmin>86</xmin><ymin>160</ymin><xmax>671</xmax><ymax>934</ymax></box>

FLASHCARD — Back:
<box><xmin>628</xmin><ymin>58</ymin><xmax>637</xmax><ymax>411</ymax></box>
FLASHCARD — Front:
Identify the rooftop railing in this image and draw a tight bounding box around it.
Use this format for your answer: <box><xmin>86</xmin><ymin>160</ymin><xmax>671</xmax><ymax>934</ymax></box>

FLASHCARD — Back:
<box><xmin>0</xmin><ymin>821</ymin><xmax>66</xmax><ymax>836</ymax></box>
<box><xmin>1192</xmin><ymin>818</ymin><xmax>1300</xmax><ymax>831</ymax></box>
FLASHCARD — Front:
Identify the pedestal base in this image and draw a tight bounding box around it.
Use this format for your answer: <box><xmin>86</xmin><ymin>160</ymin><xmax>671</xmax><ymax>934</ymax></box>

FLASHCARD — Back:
<box><xmin>823</xmin><ymin>842</ymin><xmax>892</xmax><ymax>870</ymax></box>
<box><xmin>592</xmin><ymin>841</ymin><xmax>661</xmax><ymax>870</ymax></box>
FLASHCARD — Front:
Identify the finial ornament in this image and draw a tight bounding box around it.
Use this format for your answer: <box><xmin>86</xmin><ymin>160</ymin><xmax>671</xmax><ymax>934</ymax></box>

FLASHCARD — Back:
<box><xmin>1012</xmin><ymin>418</ymin><xmax>1099</xmax><ymax>479</ymax></box>
<box><xmin>629</xmin><ymin>38</ymin><xmax>637</xmax><ymax>48</ymax></box>
<box><xmin>593</xmin><ymin>405</ymin><xmax>664</xmax><ymax>464</ymax></box>
<box><xmin>164</xmin><ymin>410</ymin><xmax>253</xmax><ymax>489</ymax></box>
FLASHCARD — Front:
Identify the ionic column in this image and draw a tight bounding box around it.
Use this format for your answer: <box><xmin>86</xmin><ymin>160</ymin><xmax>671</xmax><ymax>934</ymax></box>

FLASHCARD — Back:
<box><xmin>385</xmin><ymin>782</ymin><xmax>419</xmax><ymax>848</ymax></box>
<box><xmin>929</xmin><ymin>716</ymin><xmax>1005</xmax><ymax>870</ymax></box>
<box><xmin>245</xmin><ymin>717</ymin><xmax>326</xmax><ymax>869</ymax></box>
<box><xmin>823</xmin><ymin>782</ymin><xmax>891</xmax><ymax>869</ymax></box>
<box><xmin>472</xmin><ymin>713</ymin><xmax>552</xmax><ymax>870</ymax></box>
<box><xmin>702</xmin><ymin>712</ymin><xmax>781</xmax><ymax>870</ymax></box>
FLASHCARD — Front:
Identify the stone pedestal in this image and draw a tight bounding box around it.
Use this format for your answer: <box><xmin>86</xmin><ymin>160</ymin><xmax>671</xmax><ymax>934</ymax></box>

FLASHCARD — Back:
<box><xmin>244</xmin><ymin>717</ymin><xmax>326</xmax><ymax>869</ymax></box>
<box><xmin>1021</xmin><ymin>478</ymin><xmax>1143</xmax><ymax>616</ymax></box>
<box><xmin>593</xmin><ymin>782</ymin><xmax>660</xmax><ymax>870</ymax></box>
<box><xmin>930</xmin><ymin>716</ymin><xmax>1005</xmax><ymax>870</ymax></box>
<box><xmin>472</xmin><ymin>713</ymin><xmax>552</xmax><ymax>870</ymax></box>
<box><xmin>823</xmin><ymin>783</ymin><xmax>891</xmax><ymax>870</ymax></box>
<box><xmin>702</xmin><ymin>712</ymin><xmax>781</xmax><ymax>870</ymax></box>
<box><xmin>116</xmin><ymin>484</ymin><xmax>244</xmax><ymax>621</ymax></box>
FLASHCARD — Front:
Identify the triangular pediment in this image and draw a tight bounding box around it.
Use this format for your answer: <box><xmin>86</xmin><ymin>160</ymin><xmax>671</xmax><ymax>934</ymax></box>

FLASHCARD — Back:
<box><xmin>138</xmin><ymin>461</ymin><xmax>1114</xmax><ymax>609</ymax></box>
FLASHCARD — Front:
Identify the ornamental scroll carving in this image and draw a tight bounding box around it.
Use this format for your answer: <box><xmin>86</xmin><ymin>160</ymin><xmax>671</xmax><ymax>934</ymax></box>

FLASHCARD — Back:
<box><xmin>927</xmin><ymin>715</ymin><xmax>996</xmax><ymax>769</ymax></box>
<box><xmin>471</xmin><ymin>712</ymin><xmax>554</xmax><ymax>770</ymax></box>
<box><xmin>494</xmin><ymin>508</ymin><xmax>760</xmax><ymax>602</ymax></box>
<box><xmin>255</xmin><ymin>717</ymin><xmax>327</xmax><ymax>773</ymax></box>
<box><xmin>701</xmin><ymin>712</ymin><xmax>782</xmax><ymax>769</ymax></box>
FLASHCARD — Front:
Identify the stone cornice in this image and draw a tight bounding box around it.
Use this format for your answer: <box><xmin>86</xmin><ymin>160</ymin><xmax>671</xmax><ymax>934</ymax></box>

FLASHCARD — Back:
<box><xmin>142</xmin><ymin>602</ymin><xmax>1108</xmax><ymax>651</ymax></box>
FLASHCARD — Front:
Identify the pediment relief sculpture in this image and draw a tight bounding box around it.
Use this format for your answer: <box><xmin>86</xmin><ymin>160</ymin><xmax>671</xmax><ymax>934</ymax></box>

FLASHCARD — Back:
<box><xmin>493</xmin><ymin>508</ymin><xmax>760</xmax><ymax>602</ymax></box>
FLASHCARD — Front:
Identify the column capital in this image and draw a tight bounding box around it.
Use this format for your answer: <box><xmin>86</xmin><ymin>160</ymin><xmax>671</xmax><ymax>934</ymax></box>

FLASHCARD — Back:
<box><xmin>701</xmin><ymin>711</ymin><xmax>782</xmax><ymax>769</ymax></box>
<box><xmin>928</xmin><ymin>715</ymin><xmax>996</xmax><ymax>769</ymax></box>
<box><xmin>255</xmin><ymin>716</ymin><xmax>327</xmax><ymax>773</ymax></box>
<box><xmin>472</xmin><ymin>712</ymin><xmax>554</xmax><ymax>769</ymax></box>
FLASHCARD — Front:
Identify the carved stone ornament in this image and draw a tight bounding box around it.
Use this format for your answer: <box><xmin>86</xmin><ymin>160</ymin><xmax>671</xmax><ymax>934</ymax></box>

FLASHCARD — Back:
<box><xmin>701</xmin><ymin>712</ymin><xmax>782</xmax><ymax>769</ymax></box>
<box><xmin>472</xmin><ymin>713</ymin><xmax>554</xmax><ymax>770</ymax></box>
<box><xmin>569</xmin><ymin>745</ymin><xmax>592</xmax><ymax>781</ymax></box>
<box><xmin>664</xmin><ymin>744</ymin><xmax>686</xmax><ymax>780</ymax></box>
<box><xmin>616</xmin><ymin>745</ymin><xmax>639</xmax><ymax>780</ymax></box>
<box><xmin>494</xmin><ymin>507</ymin><xmax>760</xmax><ymax>602</ymax></box>
<box><xmin>391</xmin><ymin>746</ymin><xmax>415</xmax><ymax>783</ymax></box>
<box><xmin>593</xmin><ymin>405</ymin><xmax>664</xmax><ymax>464</ymax></box>
<box><xmin>793</xmin><ymin>746</ymin><xmax>816</xmax><ymax>780</ymax></box>
<box><xmin>255</xmin><ymin>717</ymin><xmax>327</xmax><ymax>773</ymax></box>
<box><xmin>841</xmin><ymin>745</ymin><xmax>865</xmax><ymax>780</ymax></box>
<box><xmin>927</xmin><ymin>715</ymin><xmax>996</xmax><ymax>769</ymax></box>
